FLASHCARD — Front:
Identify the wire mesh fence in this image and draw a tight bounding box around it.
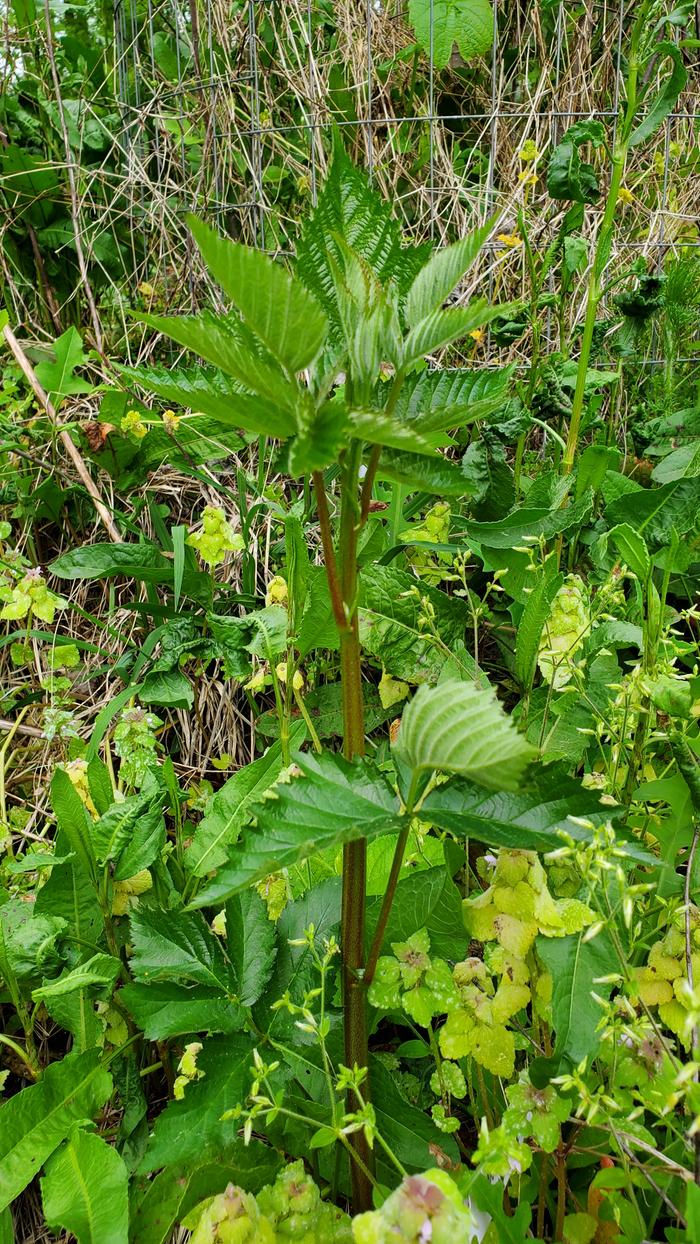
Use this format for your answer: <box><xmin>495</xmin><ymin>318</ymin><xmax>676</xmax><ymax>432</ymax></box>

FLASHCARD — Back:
<box><xmin>107</xmin><ymin>0</ymin><xmax>699</xmax><ymax>364</ymax></box>
<box><xmin>1</xmin><ymin>1</ymin><xmax>699</xmax><ymax>364</ymax></box>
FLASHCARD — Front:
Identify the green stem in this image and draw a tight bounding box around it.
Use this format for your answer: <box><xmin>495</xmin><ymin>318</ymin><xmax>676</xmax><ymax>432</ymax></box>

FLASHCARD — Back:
<box><xmin>561</xmin><ymin>7</ymin><xmax>648</xmax><ymax>479</ymax></box>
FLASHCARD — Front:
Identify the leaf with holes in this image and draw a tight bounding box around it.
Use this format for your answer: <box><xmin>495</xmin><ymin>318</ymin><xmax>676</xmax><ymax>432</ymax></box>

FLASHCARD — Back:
<box><xmin>408</xmin><ymin>0</ymin><xmax>494</xmax><ymax>69</ymax></box>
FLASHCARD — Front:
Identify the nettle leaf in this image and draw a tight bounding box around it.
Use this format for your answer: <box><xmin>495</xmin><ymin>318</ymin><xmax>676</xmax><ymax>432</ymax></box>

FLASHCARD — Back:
<box><xmin>401</xmin><ymin>301</ymin><xmax>506</xmax><ymax>368</ymax></box>
<box><xmin>378</xmin><ymin>446</ymin><xmax>481</xmax><ymax>496</ymax></box>
<box><xmin>296</xmin><ymin>143</ymin><xmax>408</xmax><ymax>322</ymax></box>
<box><xmin>137</xmin><ymin>312</ymin><xmax>300</xmax><ymax>417</ymax></box>
<box><xmin>421</xmin><ymin>772</ymin><xmax>619</xmax><ymax>852</ymax></box>
<box><xmin>547</xmin><ymin>120</ymin><xmax>606</xmax><ymax>204</ymax></box>
<box><xmin>138</xmin><ymin>1034</ymin><xmax>256</xmax><ymax>1173</ymax></box>
<box><xmin>359</xmin><ymin>563</ymin><xmax>468</xmax><ymax>685</ymax></box>
<box><xmin>0</xmin><ymin>1050</ymin><xmax>112</xmax><ymax>1211</ymax></box>
<box><xmin>405</xmin><ymin>219</ymin><xmax>494</xmax><ymax>326</ymax></box>
<box><xmin>129</xmin><ymin>1143</ymin><xmax>281</xmax><ymax>1244</ymax></box>
<box><xmin>128</xmin><ymin>907</ymin><xmax>237</xmax><ymax>993</ymax></box>
<box><xmin>188</xmin><ymin>215</ymin><xmax>327</xmax><ymax>372</ymax></box>
<box><xmin>120</xmin><ymin>983</ymin><xmax>244</xmax><ymax>1040</ymax></box>
<box><xmin>189</xmin><ymin>753</ymin><xmax>404</xmax><ymax>908</ymax></box>
<box><xmin>118</xmin><ymin>363</ymin><xmax>277</xmax><ymax>438</ymax></box>
<box><xmin>186</xmin><ymin>733</ymin><xmax>300</xmax><ymax>878</ymax></box>
<box><xmin>349</xmin><ymin>409</ymin><xmax>440</xmax><ymax>454</ymax></box>
<box><xmin>394</xmin><ymin>680</ymin><xmax>535</xmax><ymax>792</ymax></box>
<box><xmin>393</xmin><ymin>366</ymin><xmax>513</xmax><ymax>432</ymax></box>
<box><xmin>41</xmin><ymin>1128</ymin><xmax>128</xmax><ymax>1244</ymax></box>
<box><xmin>408</xmin><ymin>0</ymin><xmax>494</xmax><ymax>70</ymax></box>
<box><xmin>533</xmin><ymin>929</ymin><xmax>617</xmax><ymax>1081</ymax></box>
<box><xmin>288</xmin><ymin>399</ymin><xmax>349</xmax><ymax>474</ymax></box>
<box><xmin>225</xmin><ymin>890</ymin><xmax>277</xmax><ymax>1008</ymax></box>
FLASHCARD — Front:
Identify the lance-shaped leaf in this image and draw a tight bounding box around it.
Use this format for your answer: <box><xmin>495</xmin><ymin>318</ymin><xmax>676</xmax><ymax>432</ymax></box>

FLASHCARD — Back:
<box><xmin>137</xmin><ymin>311</ymin><xmax>301</xmax><ymax>415</ymax></box>
<box><xmin>532</xmin><ymin>929</ymin><xmax>618</xmax><ymax>1082</ymax></box>
<box><xmin>118</xmin><ymin>363</ymin><xmax>282</xmax><ymax>438</ymax></box>
<box><xmin>32</xmin><ymin>953</ymin><xmax>121</xmax><ymax>1002</ymax></box>
<box><xmin>394</xmin><ymin>679</ymin><xmax>535</xmax><ymax>792</ymax></box>
<box><xmin>92</xmin><ymin>790</ymin><xmax>162</xmax><ymax>870</ymax></box>
<box><xmin>186</xmin><ymin>729</ymin><xmax>304</xmax><ymax>878</ymax></box>
<box><xmin>189</xmin><ymin>753</ymin><xmax>404</xmax><ymax>908</ymax></box>
<box><xmin>514</xmin><ymin>563</ymin><xmax>564</xmax><ymax>691</ymax></box>
<box><xmin>0</xmin><ymin>1050</ymin><xmax>112</xmax><ymax>1211</ymax></box>
<box><xmin>405</xmin><ymin>218</ymin><xmax>494</xmax><ymax>326</ymax></box>
<box><xmin>188</xmin><ymin>216</ymin><xmax>328</xmax><ymax>372</ymax></box>
<box><xmin>401</xmin><ymin>301</ymin><xmax>510</xmax><ymax>368</ymax></box>
<box><xmin>41</xmin><ymin>1128</ymin><xmax>128</xmax><ymax>1244</ymax></box>
<box><xmin>629</xmin><ymin>42</ymin><xmax>687</xmax><ymax>149</ymax></box>
<box><xmin>50</xmin><ymin>768</ymin><xmax>97</xmax><ymax>885</ymax></box>
<box><xmin>378</xmin><ymin>447</ymin><xmax>481</xmax><ymax>496</ymax></box>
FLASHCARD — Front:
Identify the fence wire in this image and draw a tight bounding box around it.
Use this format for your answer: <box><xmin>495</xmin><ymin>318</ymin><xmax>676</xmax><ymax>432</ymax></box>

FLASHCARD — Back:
<box><xmin>17</xmin><ymin>0</ymin><xmax>700</xmax><ymax>367</ymax></box>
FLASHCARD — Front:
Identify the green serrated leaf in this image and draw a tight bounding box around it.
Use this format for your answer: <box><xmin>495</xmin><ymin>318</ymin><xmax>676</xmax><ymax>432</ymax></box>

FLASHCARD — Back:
<box><xmin>187</xmin><ymin>216</ymin><xmax>327</xmax><ymax>372</ymax></box>
<box><xmin>395</xmin><ymin>679</ymin><xmax>535</xmax><ymax>791</ymax></box>
<box><xmin>405</xmin><ymin>219</ymin><xmax>494</xmax><ymax>326</ymax></box>
<box><xmin>515</xmin><ymin>563</ymin><xmax>564</xmax><ymax>690</ymax></box>
<box><xmin>128</xmin><ymin>907</ymin><xmax>237</xmax><ymax>993</ymax></box>
<box><xmin>120</xmin><ymin>982</ymin><xmax>244</xmax><ymax>1040</ymax></box>
<box><xmin>117</xmin><ymin>363</ymin><xmax>269</xmax><ymax>437</ymax></box>
<box><xmin>41</xmin><ymin>1128</ymin><xmax>128</xmax><ymax>1244</ymax></box>
<box><xmin>401</xmin><ymin>301</ymin><xmax>505</xmax><ymax>368</ymax></box>
<box><xmin>359</xmin><ymin>563</ymin><xmax>468</xmax><ymax>685</ymax></box>
<box><xmin>225</xmin><ymin>890</ymin><xmax>277</xmax><ymax>1007</ymax></box>
<box><xmin>189</xmin><ymin>753</ymin><xmax>404</xmax><ymax>908</ymax></box>
<box><xmin>137</xmin><ymin>1035</ymin><xmax>256</xmax><ymax>1173</ymax></box>
<box><xmin>186</xmin><ymin>732</ymin><xmax>302</xmax><ymax>877</ymax></box>
<box><xmin>137</xmin><ymin>312</ymin><xmax>301</xmax><ymax>416</ymax></box>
